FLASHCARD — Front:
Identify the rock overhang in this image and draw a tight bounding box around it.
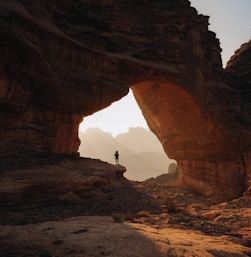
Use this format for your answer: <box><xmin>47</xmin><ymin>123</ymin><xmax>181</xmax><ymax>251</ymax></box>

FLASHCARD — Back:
<box><xmin>0</xmin><ymin>0</ymin><xmax>250</xmax><ymax>200</ymax></box>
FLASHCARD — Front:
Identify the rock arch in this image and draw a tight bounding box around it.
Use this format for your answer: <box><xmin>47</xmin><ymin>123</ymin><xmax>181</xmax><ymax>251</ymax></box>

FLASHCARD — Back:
<box><xmin>0</xmin><ymin>0</ymin><xmax>250</xmax><ymax>200</ymax></box>
<box><xmin>132</xmin><ymin>80</ymin><xmax>245</xmax><ymax>199</ymax></box>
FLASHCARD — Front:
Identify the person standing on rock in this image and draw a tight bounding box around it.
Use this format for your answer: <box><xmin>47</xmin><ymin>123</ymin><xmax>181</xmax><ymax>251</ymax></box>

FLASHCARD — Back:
<box><xmin>114</xmin><ymin>150</ymin><xmax>119</xmax><ymax>165</ymax></box>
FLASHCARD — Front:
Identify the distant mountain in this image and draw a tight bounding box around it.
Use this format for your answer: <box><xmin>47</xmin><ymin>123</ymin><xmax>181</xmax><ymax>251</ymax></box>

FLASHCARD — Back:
<box><xmin>78</xmin><ymin>128</ymin><xmax>131</xmax><ymax>162</ymax></box>
<box><xmin>78</xmin><ymin>127</ymin><xmax>175</xmax><ymax>181</ymax></box>
<box><xmin>116</xmin><ymin>127</ymin><xmax>164</xmax><ymax>154</ymax></box>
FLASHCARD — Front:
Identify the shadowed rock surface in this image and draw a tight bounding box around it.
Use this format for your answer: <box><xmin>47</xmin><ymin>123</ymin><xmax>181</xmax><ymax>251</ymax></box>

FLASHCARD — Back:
<box><xmin>0</xmin><ymin>158</ymin><xmax>250</xmax><ymax>257</ymax></box>
<box><xmin>0</xmin><ymin>0</ymin><xmax>251</xmax><ymax>200</ymax></box>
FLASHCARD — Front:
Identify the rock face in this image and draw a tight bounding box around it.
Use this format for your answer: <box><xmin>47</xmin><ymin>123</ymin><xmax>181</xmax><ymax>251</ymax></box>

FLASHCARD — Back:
<box><xmin>0</xmin><ymin>157</ymin><xmax>127</xmax><ymax>207</ymax></box>
<box><xmin>0</xmin><ymin>0</ymin><xmax>250</xmax><ymax>200</ymax></box>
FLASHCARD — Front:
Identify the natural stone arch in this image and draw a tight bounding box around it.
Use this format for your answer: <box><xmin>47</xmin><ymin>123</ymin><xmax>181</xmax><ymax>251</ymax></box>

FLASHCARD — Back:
<box><xmin>132</xmin><ymin>80</ymin><xmax>245</xmax><ymax>199</ymax></box>
<box><xmin>0</xmin><ymin>0</ymin><xmax>250</xmax><ymax>200</ymax></box>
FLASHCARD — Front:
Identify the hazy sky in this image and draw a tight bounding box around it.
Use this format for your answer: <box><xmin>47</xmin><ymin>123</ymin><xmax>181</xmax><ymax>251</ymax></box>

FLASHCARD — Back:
<box><xmin>79</xmin><ymin>0</ymin><xmax>251</xmax><ymax>136</ymax></box>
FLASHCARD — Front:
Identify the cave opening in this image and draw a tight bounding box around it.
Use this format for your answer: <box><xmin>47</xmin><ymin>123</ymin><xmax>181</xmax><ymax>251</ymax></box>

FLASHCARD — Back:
<box><xmin>78</xmin><ymin>89</ymin><xmax>176</xmax><ymax>182</ymax></box>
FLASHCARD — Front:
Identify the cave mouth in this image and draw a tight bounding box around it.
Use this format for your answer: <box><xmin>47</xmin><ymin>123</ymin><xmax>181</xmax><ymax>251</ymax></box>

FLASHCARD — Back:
<box><xmin>78</xmin><ymin>89</ymin><xmax>176</xmax><ymax>181</ymax></box>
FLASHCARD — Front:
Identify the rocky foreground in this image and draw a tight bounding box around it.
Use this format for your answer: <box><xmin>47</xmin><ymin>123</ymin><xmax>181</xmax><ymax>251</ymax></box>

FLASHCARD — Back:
<box><xmin>0</xmin><ymin>158</ymin><xmax>250</xmax><ymax>257</ymax></box>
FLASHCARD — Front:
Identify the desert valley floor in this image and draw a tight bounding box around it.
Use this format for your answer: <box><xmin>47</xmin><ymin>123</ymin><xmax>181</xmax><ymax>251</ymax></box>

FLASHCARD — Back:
<box><xmin>0</xmin><ymin>158</ymin><xmax>250</xmax><ymax>257</ymax></box>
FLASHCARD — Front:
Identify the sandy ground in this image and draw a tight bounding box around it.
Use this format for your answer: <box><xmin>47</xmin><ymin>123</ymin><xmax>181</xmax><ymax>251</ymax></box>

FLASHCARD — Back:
<box><xmin>0</xmin><ymin>158</ymin><xmax>250</xmax><ymax>256</ymax></box>
<box><xmin>0</xmin><ymin>214</ymin><xmax>250</xmax><ymax>257</ymax></box>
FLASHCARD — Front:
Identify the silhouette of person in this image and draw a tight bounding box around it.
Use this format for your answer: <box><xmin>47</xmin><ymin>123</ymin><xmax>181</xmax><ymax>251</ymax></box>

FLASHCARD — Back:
<box><xmin>114</xmin><ymin>150</ymin><xmax>119</xmax><ymax>165</ymax></box>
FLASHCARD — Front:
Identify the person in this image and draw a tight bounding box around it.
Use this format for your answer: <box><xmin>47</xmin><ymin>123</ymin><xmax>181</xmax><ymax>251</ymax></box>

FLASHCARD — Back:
<box><xmin>114</xmin><ymin>150</ymin><xmax>119</xmax><ymax>165</ymax></box>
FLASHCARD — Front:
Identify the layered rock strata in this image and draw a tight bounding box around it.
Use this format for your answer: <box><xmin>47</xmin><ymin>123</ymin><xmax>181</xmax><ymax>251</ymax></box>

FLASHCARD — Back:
<box><xmin>0</xmin><ymin>0</ymin><xmax>250</xmax><ymax>199</ymax></box>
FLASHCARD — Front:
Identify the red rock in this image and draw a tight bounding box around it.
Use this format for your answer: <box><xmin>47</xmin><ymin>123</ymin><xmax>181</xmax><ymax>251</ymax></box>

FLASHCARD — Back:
<box><xmin>0</xmin><ymin>0</ymin><xmax>250</xmax><ymax>200</ymax></box>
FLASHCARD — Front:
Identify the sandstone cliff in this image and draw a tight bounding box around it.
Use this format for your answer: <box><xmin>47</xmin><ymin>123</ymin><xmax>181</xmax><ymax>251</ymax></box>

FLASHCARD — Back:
<box><xmin>0</xmin><ymin>0</ymin><xmax>250</xmax><ymax>200</ymax></box>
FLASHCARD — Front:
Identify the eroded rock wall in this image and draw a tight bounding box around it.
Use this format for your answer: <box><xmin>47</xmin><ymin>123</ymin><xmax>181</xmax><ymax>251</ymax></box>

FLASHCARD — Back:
<box><xmin>132</xmin><ymin>79</ymin><xmax>244</xmax><ymax>200</ymax></box>
<box><xmin>0</xmin><ymin>0</ymin><xmax>195</xmax><ymax>159</ymax></box>
<box><xmin>0</xmin><ymin>0</ymin><xmax>250</xmax><ymax>199</ymax></box>
<box><xmin>225</xmin><ymin>40</ymin><xmax>251</xmax><ymax>194</ymax></box>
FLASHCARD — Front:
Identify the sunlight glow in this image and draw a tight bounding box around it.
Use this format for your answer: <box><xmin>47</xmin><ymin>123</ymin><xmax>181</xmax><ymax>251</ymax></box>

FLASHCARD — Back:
<box><xmin>79</xmin><ymin>90</ymin><xmax>148</xmax><ymax>136</ymax></box>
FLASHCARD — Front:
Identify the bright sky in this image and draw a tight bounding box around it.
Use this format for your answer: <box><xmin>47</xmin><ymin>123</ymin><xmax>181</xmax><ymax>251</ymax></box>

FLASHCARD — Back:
<box><xmin>79</xmin><ymin>89</ymin><xmax>148</xmax><ymax>136</ymax></box>
<box><xmin>79</xmin><ymin>0</ymin><xmax>251</xmax><ymax>136</ymax></box>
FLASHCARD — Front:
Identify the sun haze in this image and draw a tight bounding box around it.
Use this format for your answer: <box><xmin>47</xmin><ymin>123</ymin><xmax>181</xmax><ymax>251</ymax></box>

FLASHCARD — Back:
<box><xmin>79</xmin><ymin>90</ymin><xmax>148</xmax><ymax>137</ymax></box>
